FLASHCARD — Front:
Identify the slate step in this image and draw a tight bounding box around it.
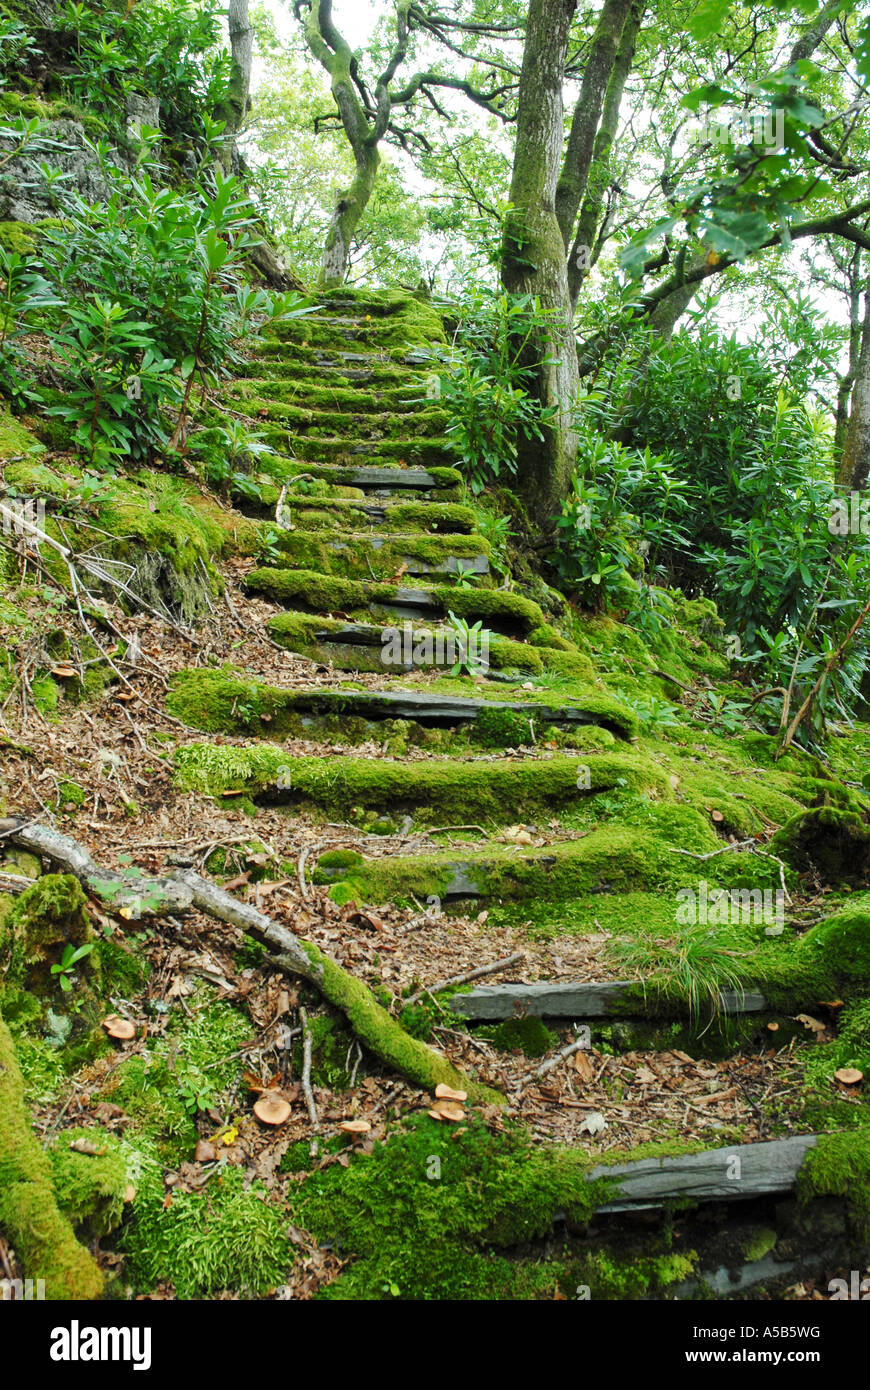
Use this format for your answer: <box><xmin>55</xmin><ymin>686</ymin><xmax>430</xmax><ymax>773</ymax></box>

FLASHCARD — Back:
<box><xmin>260</xmin><ymin>461</ymin><xmax>463</xmax><ymax>496</ymax></box>
<box><xmin>243</xmin><ymin>569</ymin><xmax>548</xmax><ymax>635</ymax></box>
<box><xmin>226</xmin><ymin>379</ymin><xmax>436</xmax><ymax>412</ymax></box>
<box><xmin>241</xmin><ymin>350</ymin><xmax>426</xmax><ymax>388</ymax></box>
<box><xmin>306</xmin><ymin>821</ymin><xmax>727</xmax><ymax>906</ymax></box>
<box><xmin>590</xmin><ymin>1134</ymin><xmax>819</xmax><ymax>1213</ymax></box>
<box><xmin>266</xmin><ymin>617</ymin><xmax>552</xmax><ymax>678</ymax></box>
<box><xmin>448</xmin><ymin>980</ymin><xmax>768</xmax><ymax>1021</ymax></box>
<box><xmin>241</xmin><ymin>400</ymin><xmax>449</xmax><ymax>440</ymax></box>
<box><xmin>277</xmin><ymin>498</ymin><xmax>476</xmax><ymax>535</ymax></box>
<box><xmin>168</xmin><ymin>671</ymin><xmax>634</xmax><ymax>745</ymax></box>
<box><xmin>260</xmin><ymin>530</ymin><xmax>490</xmax><ymax>580</ymax></box>
<box><xmin>258</xmin><ymin>427</ymin><xmax>453</xmax><ymax>468</ymax></box>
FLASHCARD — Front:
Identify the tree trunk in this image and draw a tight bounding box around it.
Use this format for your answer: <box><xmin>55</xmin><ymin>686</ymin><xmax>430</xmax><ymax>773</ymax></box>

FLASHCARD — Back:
<box><xmin>834</xmin><ymin>253</ymin><xmax>865</xmax><ymax>456</ymax></box>
<box><xmin>322</xmin><ymin>140</ymin><xmax>380</xmax><ymax>287</ymax></box>
<box><xmin>568</xmin><ymin>0</ymin><xmax>644</xmax><ymax>305</ymax></box>
<box><xmin>502</xmin><ymin>0</ymin><xmax>579</xmax><ymax>535</ymax></box>
<box><xmin>555</xmin><ymin>0</ymin><xmax>634</xmax><ymax>250</ymax></box>
<box><xmin>839</xmin><ymin>281</ymin><xmax>870</xmax><ymax>490</ymax></box>
<box><xmin>217</xmin><ymin>0</ymin><xmax>252</xmax><ymax>168</ymax></box>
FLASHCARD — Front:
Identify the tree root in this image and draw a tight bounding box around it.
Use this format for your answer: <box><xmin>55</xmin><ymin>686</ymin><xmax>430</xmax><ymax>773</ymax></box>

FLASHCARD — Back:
<box><xmin>0</xmin><ymin>818</ymin><xmax>502</xmax><ymax>1105</ymax></box>
<box><xmin>0</xmin><ymin>1016</ymin><xmax>104</xmax><ymax>1299</ymax></box>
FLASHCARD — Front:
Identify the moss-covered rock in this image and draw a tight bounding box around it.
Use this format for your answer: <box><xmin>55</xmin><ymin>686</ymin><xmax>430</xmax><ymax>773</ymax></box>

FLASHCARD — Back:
<box><xmin>771</xmin><ymin>805</ymin><xmax>870</xmax><ymax>882</ymax></box>
<box><xmin>0</xmin><ymin>1015</ymin><xmax>104</xmax><ymax>1298</ymax></box>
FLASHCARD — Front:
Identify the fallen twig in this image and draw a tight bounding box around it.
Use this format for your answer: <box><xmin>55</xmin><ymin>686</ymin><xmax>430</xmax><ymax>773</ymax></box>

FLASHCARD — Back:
<box><xmin>299</xmin><ymin>1006</ymin><xmax>319</xmax><ymax>1130</ymax></box>
<box><xmin>406</xmin><ymin>952</ymin><xmax>525</xmax><ymax>1006</ymax></box>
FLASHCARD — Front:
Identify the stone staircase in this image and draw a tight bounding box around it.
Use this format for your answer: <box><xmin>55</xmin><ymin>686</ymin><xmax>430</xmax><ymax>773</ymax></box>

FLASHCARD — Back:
<box><xmin>158</xmin><ymin>288</ymin><xmax>870</xmax><ymax>1289</ymax></box>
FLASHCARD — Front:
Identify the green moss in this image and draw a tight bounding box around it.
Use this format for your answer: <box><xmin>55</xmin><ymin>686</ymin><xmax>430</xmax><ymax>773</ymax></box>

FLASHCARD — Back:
<box><xmin>121</xmin><ymin>1162</ymin><xmax>295</xmax><ymax>1298</ymax></box>
<box><xmin>99</xmin><ymin>1054</ymin><xmax>197</xmax><ymax>1164</ymax></box>
<box><xmin>4</xmin><ymin>873</ymin><xmax>96</xmax><ymax>996</ymax></box>
<box><xmin>48</xmin><ymin>1127</ymin><xmax>129</xmax><ymax>1236</ymax></box>
<box><xmin>97</xmin><ymin>990</ymin><xmax>252</xmax><ymax>1162</ymax></box>
<box><xmin>741</xmin><ymin>1225</ymin><xmax>778</xmax><ymax>1262</ymax></box>
<box><xmin>573</xmin><ymin>1247</ymin><xmax>698</xmax><ymax>1299</ymax></box>
<box><xmin>0</xmin><ymin>1015</ymin><xmax>104</xmax><ymax>1298</ymax></box>
<box><xmin>0</xmin><ymin>220</ymin><xmax>37</xmax><ymax>255</ymax></box>
<box><xmin>56</xmin><ymin>779</ymin><xmax>86</xmax><ymax>808</ymax></box>
<box><xmin>294</xmin><ymin>1114</ymin><xmax>612</xmax><ymax>1300</ymax></box>
<box><xmin>796</xmin><ymin>1129</ymin><xmax>870</xmax><ymax>1239</ymax></box>
<box><xmin>483</xmin><ymin>1016</ymin><xmax>556</xmax><ymax>1057</ymax></box>
<box><xmin>0</xmin><ymin>407</ymin><xmax>44</xmax><ymax>460</ymax></box>
<box><xmin>173</xmin><ymin>742</ymin><xmax>670</xmax><ymax>823</ymax></box>
<box><xmin>771</xmin><ymin>806</ymin><xmax>870</xmax><ymax>882</ymax></box>
<box><xmin>313</xmin><ymin>849</ymin><xmax>365</xmax><ymax>884</ymax></box>
<box><xmin>264</xmin><ymin>531</ymin><xmax>490</xmax><ymax>581</ymax></box>
<box><xmin>247</xmin><ymin>567</ymin><xmax>369</xmax><ymax>612</ymax></box>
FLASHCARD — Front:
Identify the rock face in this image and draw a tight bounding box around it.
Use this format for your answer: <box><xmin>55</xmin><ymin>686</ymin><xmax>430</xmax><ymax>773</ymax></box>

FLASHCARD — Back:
<box><xmin>0</xmin><ymin>118</ymin><xmax>112</xmax><ymax>223</ymax></box>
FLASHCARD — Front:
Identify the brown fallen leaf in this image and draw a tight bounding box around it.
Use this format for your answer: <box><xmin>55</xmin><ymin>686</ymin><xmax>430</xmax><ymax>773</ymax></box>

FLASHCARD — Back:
<box><xmin>574</xmin><ymin>1052</ymin><xmax>595</xmax><ymax>1082</ymax></box>
<box><xmin>194</xmin><ymin>1139</ymin><xmax>218</xmax><ymax>1163</ymax></box>
<box><xmin>69</xmin><ymin>1137</ymin><xmax>106</xmax><ymax>1157</ymax></box>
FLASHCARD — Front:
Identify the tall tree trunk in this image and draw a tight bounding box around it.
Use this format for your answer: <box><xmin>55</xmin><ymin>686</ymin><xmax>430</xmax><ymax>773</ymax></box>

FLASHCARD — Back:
<box><xmin>568</xmin><ymin>0</ymin><xmax>643</xmax><ymax>306</ymax></box>
<box><xmin>555</xmin><ymin>0</ymin><xmax>634</xmax><ymax>250</ymax></box>
<box><xmin>218</xmin><ymin>0</ymin><xmax>252</xmax><ymax>167</ymax></box>
<box><xmin>322</xmin><ymin>141</ymin><xmax>380</xmax><ymax>286</ymax></box>
<box><xmin>839</xmin><ymin>280</ymin><xmax>870</xmax><ymax>490</ymax></box>
<box><xmin>834</xmin><ymin>251</ymin><xmax>864</xmax><ymax>456</ymax></box>
<box><xmin>502</xmin><ymin>0</ymin><xmax>579</xmax><ymax>535</ymax></box>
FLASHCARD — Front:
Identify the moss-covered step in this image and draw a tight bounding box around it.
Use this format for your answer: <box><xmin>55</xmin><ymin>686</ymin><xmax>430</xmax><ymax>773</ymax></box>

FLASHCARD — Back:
<box><xmin>448</xmin><ymin>980</ymin><xmax>767</xmax><ymax>1020</ymax></box>
<box><xmin>261</xmin><ymin>531</ymin><xmax>490</xmax><ymax>580</ymax></box>
<box><xmin>167</xmin><ymin>669</ymin><xmax>636</xmax><ymax>738</ymax></box>
<box><xmin>591</xmin><ymin>1134</ymin><xmax>821</xmax><ymax>1212</ymax></box>
<box><xmin>270</xmin><ymin>300</ymin><xmax>446</xmax><ymax>352</ymax></box>
<box><xmin>258</xmin><ymin>459</ymin><xmax>463</xmax><ymax>494</ymax></box>
<box><xmin>307</xmin><ymin>814</ymin><xmax>779</xmax><ymax>904</ymax></box>
<box><xmin>278</xmin><ymin>499</ymin><xmax>477</xmax><ymax>535</ymax></box>
<box><xmin>246</xmin><ymin>568</ymin><xmax>548</xmax><ymax>635</ymax></box>
<box><xmin>259</xmin><ymin>428</ymin><xmax>453</xmax><ymax>468</ymax></box>
<box><xmin>243</xmin><ymin>399</ymin><xmax>449</xmax><ymax>440</ymax></box>
<box><xmin>226</xmin><ymin>379</ymin><xmax>437</xmax><ymax>413</ymax></box>
<box><xmin>265</xmin><ymin>616</ymin><xmax>544</xmax><ymax>676</ymax></box>
<box><xmin>173</xmin><ymin>745</ymin><xmax>666</xmax><ymax>821</ymax></box>
<box><xmin>240</xmin><ymin>351</ymin><xmax>426</xmax><ymax>389</ymax></box>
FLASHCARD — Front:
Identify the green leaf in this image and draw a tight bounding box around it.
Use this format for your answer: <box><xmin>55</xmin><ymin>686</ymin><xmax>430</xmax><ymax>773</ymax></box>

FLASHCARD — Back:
<box><xmin>688</xmin><ymin>0</ymin><xmax>732</xmax><ymax>41</ymax></box>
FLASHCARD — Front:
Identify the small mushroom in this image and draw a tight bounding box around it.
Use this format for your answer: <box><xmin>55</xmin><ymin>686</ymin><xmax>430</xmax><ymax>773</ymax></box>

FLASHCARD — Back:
<box><xmin>101</xmin><ymin>1014</ymin><xmax>136</xmax><ymax>1041</ymax></box>
<box><xmin>253</xmin><ymin>1093</ymin><xmax>292</xmax><ymax>1126</ymax></box>
<box><xmin>429</xmin><ymin>1101</ymin><xmax>465</xmax><ymax>1123</ymax></box>
<box><xmin>434</xmin><ymin>1083</ymin><xmax>468</xmax><ymax>1102</ymax></box>
<box><xmin>339</xmin><ymin>1119</ymin><xmax>371</xmax><ymax>1139</ymax></box>
<box><xmin>766</xmin><ymin>1021</ymin><xmax>779</xmax><ymax>1032</ymax></box>
<box><xmin>835</xmin><ymin>1068</ymin><xmax>863</xmax><ymax>1087</ymax></box>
